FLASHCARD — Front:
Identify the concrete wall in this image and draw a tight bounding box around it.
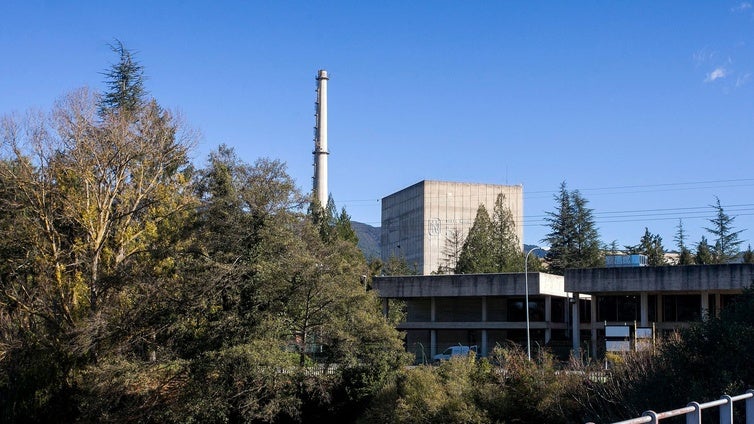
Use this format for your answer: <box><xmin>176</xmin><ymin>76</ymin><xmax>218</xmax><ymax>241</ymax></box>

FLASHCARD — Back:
<box><xmin>566</xmin><ymin>264</ymin><xmax>754</xmax><ymax>293</ymax></box>
<box><xmin>381</xmin><ymin>180</ymin><xmax>523</xmax><ymax>275</ymax></box>
<box><xmin>373</xmin><ymin>272</ymin><xmax>567</xmax><ymax>298</ymax></box>
<box><xmin>381</xmin><ymin>181</ymin><xmax>425</xmax><ymax>271</ymax></box>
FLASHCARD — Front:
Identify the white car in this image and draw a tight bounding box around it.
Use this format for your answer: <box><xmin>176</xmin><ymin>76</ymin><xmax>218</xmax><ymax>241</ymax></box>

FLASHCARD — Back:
<box><xmin>432</xmin><ymin>345</ymin><xmax>478</xmax><ymax>362</ymax></box>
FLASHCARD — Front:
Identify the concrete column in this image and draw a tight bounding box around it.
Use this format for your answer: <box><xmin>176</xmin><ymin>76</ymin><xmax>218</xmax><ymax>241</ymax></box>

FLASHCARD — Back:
<box><xmin>545</xmin><ymin>296</ymin><xmax>552</xmax><ymax>344</ymax></box>
<box><xmin>572</xmin><ymin>292</ymin><xmax>580</xmax><ymax>357</ymax></box>
<box><xmin>430</xmin><ymin>297</ymin><xmax>437</xmax><ymax>357</ymax></box>
<box><xmin>590</xmin><ymin>294</ymin><xmax>598</xmax><ymax>359</ymax></box>
<box><xmin>481</xmin><ymin>296</ymin><xmax>488</xmax><ymax>357</ymax></box>
<box><xmin>701</xmin><ymin>292</ymin><xmax>709</xmax><ymax>320</ymax></box>
<box><xmin>715</xmin><ymin>293</ymin><xmax>722</xmax><ymax>318</ymax></box>
<box><xmin>382</xmin><ymin>298</ymin><xmax>389</xmax><ymax>317</ymax></box>
<box><xmin>640</xmin><ymin>293</ymin><xmax>649</xmax><ymax>327</ymax></box>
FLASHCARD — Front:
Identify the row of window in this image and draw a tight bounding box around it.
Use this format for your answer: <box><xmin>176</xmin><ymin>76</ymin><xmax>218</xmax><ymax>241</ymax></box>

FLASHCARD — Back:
<box><xmin>403</xmin><ymin>294</ymin><xmax>740</xmax><ymax>324</ymax></box>
<box><xmin>596</xmin><ymin>294</ymin><xmax>739</xmax><ymax>322</ymax></box>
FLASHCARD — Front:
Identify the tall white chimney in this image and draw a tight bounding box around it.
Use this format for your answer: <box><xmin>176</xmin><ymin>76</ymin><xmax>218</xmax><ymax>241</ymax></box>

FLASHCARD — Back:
<box><xmin>313</xmin><ymin>69</ymin><xmax>329</xmax><ymax>207</ymax></box>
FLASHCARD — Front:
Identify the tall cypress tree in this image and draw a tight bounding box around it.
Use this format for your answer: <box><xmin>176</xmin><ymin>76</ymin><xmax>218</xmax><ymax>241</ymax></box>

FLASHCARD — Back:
<box><xmin>455</xmin><ymin>204</ymin><xmax>496</xmax><ymax>273</ymax></box>
<box><xmin>491</xmin><ymin>193</ymin><xmax>523</xmax><ymax>272</ymax></box>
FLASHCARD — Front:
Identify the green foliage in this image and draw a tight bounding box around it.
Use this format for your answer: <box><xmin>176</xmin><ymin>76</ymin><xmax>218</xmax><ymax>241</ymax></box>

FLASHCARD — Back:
<box><xmin>1</xmin><ymin>49</ymin><xmax>408</xmax><ymax>424</ymax></box>
<box><xmin>543</xmin><ymin>182</ymin><xmax>603</xmax><ymax>274</ymax></box>
<box><xmin>743</xmin><ymin>244</ymin><xmax>754</xmax><ymax>263</ymax></box>
<box><xmin>99</xmin><ymin>39</ymin><xmax>146</xmax><ymax>115</ymax></box>
<box><xmin>455</xmin><ymin>204</ymin><xmax>496</xmax><ymax>273</ymax></box>
<box><xmin>375</xmin><ymin>254</ymin><xmax>418</xmax><ymax>276</ymax></box>
<box><xmin>360</xmin><ymin>347</ymin><xmax>585</xmax><ymax>424</ymax></box>
<box><xmin>705</xmin><ymin>197</ymin><xmax>745</xmax><ymax>263</ymax></box>
<box><xmin>455</xmin><ymin>194</ymin><xmax>524</xmax><ymax>274</ymax></box>
<box><xmin>625</xmin><ymin>227</ymin><xmax>667</xmax><ymax>266</ymax></box>
<box><xmin>674</xmin><ymin>219</ymin><xmax>695</xmax><ymax>265</ymax></box>
<box><xmin>695</xmin><ymin>236</ymin><xmax>714</xmax><ymax>265</ymax></box>
<box><xmin>437</xmin><ymin>227</ymin><xmax>464</xmax><ymax>274</ymax></box>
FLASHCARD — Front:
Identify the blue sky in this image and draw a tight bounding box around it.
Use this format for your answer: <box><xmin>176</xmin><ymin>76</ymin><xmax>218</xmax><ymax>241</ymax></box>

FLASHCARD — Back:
<box><xmin>2</xmin><ymin>1</ymin><xmax>754</xmax><ymax>249</ymax></box>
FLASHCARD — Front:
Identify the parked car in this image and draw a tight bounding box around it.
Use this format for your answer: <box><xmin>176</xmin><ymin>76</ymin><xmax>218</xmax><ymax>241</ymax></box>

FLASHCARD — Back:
<box><xmin>432</xmin><ymin>345</ymin><xmax>478</xmax><ymax>362</ymax></box>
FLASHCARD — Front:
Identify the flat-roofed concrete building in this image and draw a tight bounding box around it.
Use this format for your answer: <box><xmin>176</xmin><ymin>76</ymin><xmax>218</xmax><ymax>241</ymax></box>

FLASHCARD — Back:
<box><xmin>566</xmin><ymin>263</ymin><xmax>754</xmax><ymax>357</ymax></box>
<box><xmin>381</xmin><ymin>180</ymin><xmax>523</xmax><ymax>275</ymax></box>
<box><xmin>373</xmin><ymin>272</ymin><xmax>582</xmax><ymax>362</ymax></box>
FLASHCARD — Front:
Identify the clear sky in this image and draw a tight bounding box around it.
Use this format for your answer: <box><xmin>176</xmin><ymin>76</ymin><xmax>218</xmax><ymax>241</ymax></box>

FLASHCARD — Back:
<box><xmin>3</xmin><ymin>1</ymin><xmax>754</xmax><ymax>250</ymax></box>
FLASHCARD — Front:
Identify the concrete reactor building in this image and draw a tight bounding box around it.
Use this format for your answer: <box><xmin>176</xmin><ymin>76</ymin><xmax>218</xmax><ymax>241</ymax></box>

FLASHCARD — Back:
<box><xmin>381</xmin><ymin>180</ymin><xmax>523</xmax><ymax>275</ymax></box>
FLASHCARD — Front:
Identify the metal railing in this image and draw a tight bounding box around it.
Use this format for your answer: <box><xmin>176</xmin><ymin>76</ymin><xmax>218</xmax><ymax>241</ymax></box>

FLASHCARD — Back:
<box><xmin>587</xmin><ymin>390</ymin><xmax>754</xmax><ymax>424</ymax></box>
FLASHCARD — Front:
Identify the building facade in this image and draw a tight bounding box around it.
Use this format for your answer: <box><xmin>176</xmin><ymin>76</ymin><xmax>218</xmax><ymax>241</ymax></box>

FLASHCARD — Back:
<box><xmin>373</xmin><ymin>272</ymin><xmax>579</xmax><ymax>362</ymax></box>
<box><xmin>565</xmin><ymin>263</ymin><xmax>754</xmax><ymax>357</ymax></box>
<box><xmin>380</xmin><ymin>180</ymin><xmax>523</xmax><ymax>275</ymax></box>
<box><xmin>373</xmin><ymin>264</ymin><xmax>754</xmax><ymax>361</ymax></box>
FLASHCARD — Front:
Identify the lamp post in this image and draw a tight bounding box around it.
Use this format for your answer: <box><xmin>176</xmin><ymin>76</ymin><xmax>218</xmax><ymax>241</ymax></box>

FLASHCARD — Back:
<box><xmin>524</xmin><ymin>247</ymin><xmax>545</xmax><ymax>360</ymax></box>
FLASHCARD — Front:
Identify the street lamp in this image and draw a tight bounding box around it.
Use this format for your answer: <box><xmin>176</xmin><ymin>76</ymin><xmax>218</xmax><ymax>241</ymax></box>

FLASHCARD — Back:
<box><xmin>524</xmin><ymin>246</ymin><xmax>546</xmax><ymax>360</ymax></box>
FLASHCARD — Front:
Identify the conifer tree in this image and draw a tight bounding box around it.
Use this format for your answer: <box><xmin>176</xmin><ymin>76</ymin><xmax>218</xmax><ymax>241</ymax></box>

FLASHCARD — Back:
<box><xmin>99</xmin><ymin>39</ymin><xmax>146</xmax><ymax>115</ymax></box>
<box><xmin>543</xmin><ymin>182</ymin><xmax>602</xmax><ymax>274</ymax></box>
<box><xmin>674</xmin><ymin>219</ymin><xmax>694</xmax><ymax>265</ymax></box>
<box><xmin>695</xmin><ymin>236</ymin><xmax>714</xmax><ymax>265</ymax></box>
<box><xmin>704</xmin><ymin>197</ymin><xmax>744</xmax><ymax>263</ymax></box>
<box><xmin>491</xmin><ymin>193</ymin><xmax>523</xmax><ymax>272</ymax></box>
<box><xmin>743</xmin><ymin>244</ymin><xmax>754</xmax><ymax>264</ymax></box>
<box><xmin>455</xmin><ymin>205</ymin><xmax>496</xmax><ymax>273</ymax></box>
<box><xmin>625</xmin><ymin>227</ymin><xmax>666</xmax><ymax>266</ymax></box>
<box><xmin>437</xmin><ymin>227</ymin><xmax>464</xmax><ymax>274</ymax></box>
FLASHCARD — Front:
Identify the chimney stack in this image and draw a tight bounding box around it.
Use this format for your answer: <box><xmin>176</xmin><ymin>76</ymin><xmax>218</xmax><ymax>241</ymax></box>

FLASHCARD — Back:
<box><xmin>313</xmin><ymin>69</ymin><xmax>329</xmax><ymax>207</ymax></box>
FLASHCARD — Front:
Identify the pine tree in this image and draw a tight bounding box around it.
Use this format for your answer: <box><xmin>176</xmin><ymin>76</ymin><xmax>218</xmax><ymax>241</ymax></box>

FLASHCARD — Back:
<box><xmin>704</xmin><ymin>197</ymin><xmax>745</xmax><ymax>263</ymax></box>
<box><xmin>542</xmin><ymin>182</ymin><xmax>575</xmax><ymax>275</ymax></box>
<box><xmin>674</xmin><ymin>219</ymin><xmax>694</xmax><ymax>265</ymax></box>
<box><xmin>625</xmin><ymin>228</ymin><xmax>667</xmax><ymax>266</ymax></box>
<box><xmin>543</xmin><ymin>182</ymin><xmax>602</xmax><ymax>274</ymax></box>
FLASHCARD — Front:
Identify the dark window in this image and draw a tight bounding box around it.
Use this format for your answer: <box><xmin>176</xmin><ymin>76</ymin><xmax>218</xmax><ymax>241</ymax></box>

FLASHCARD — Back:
<box><xmin>597</xmin><ymin>296</ymin><xmax>617</xmax><ymax>322</ymax></box>
<box><xmin>598</xmin><ymin>295</ymin><xmax>639</xmax><ymax>322</ymax></box>
<box><xmin>551</xmin><ymin>298</ymin><xmax>566</xmax><ymax>323</ymax></box>
<box><xmin>579</xmin><ymin>298</ymin><xmax>591</xmax><ymax>323</ymax></box>
<box><xmin>662</xmin><ymin>295</ymin><xmax>701</xmax><ymax>322</ymax></box>
<box><xmin>507</xmin><ymin>297</ymin><xmax>545</xmax><ymax>322</ymax></box>
<box><xmin>648</xmin><ymin>295</ymin><xmax>657</xmax><ymax>322</ymax></box>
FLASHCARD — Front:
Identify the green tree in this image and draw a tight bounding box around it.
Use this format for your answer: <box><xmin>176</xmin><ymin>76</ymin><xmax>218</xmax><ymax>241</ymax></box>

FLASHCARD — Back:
<box><xmin>695</xmin><ymin>236</ymin><xmax>714</xmax><ymax>265</ymax></box>
<box><xmin>99</xmin><ymin>39</ymin><xmax>146</xmax><ymax>115</ymax></box>
<box><xmin>743</xmin><ymin>244</ymin><xmax>754</xmax><ymax>264</ymax></box>
<box><xmin>625</xmin><ymin>228</ymin><xmax>667</xmax><ymax>266</ymax></box>
<box><xmin>437</xmin><ymin>227</ymin><xmax>464</xmax><ymax>274</ymax></box>
<box><xmin>543</xmin><ymin>182</ymin><xmax>602</xmax><ymax>274</ymax></box>
<box><xmin>490</xmin><ymin>193</ymin><xmax>523</xmax><ymax>272</ymax></box>
<box><xmin>0</xmin><ymin>46</ymin><xmax>196</xmax><ymax>422</ymax></box>
<box><xmin>674</xmin><ymin>219</ymin><xmax>694</xmax><ymax>265</ymax></box>
<box><xmin>455</xmin><ymin>195</ymin><xmax>524</xmax><ymax>274</ymax></box>
<box><xmin>455</xmin><ymin>205</ymin><xmax>496</xmax><ymax>273</ymax></box>
<box><xmin>705</xmin><ymin>197</ymin><xmax>745</xmax><ymax>263</ymax></box>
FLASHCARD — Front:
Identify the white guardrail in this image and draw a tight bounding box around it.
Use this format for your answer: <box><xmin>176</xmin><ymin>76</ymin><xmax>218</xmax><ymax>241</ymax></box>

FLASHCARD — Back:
<box><xmin>586</xmin><ymin>390</ymin><xmax>754</xmax><ymax>424</ymax></box>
